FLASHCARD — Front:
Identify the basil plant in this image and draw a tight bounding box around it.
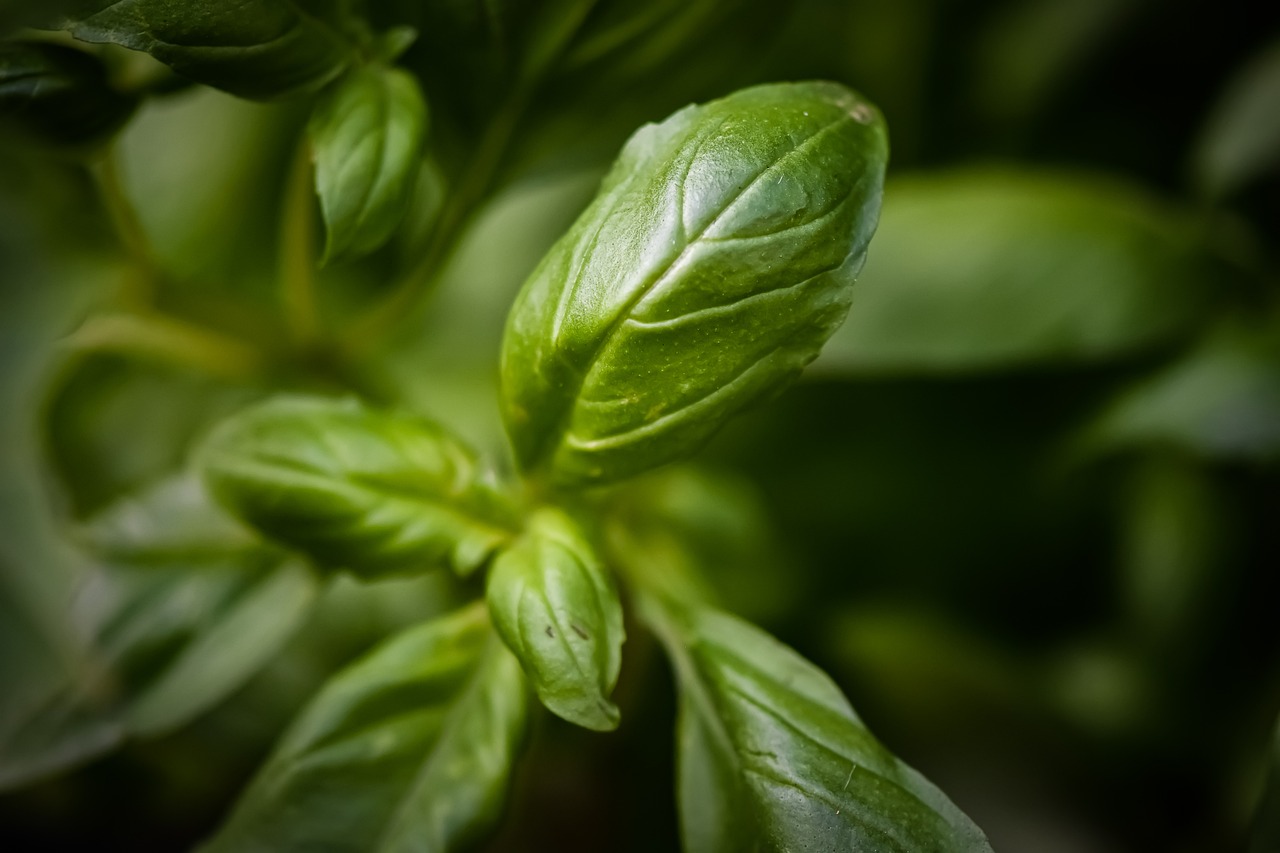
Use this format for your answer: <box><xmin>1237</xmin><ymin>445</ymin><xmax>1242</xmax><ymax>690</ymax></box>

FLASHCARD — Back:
<box><xmin>1</xmin><ymin>3</ymin><xmax>990</xmax><ymax>850</ymax></box>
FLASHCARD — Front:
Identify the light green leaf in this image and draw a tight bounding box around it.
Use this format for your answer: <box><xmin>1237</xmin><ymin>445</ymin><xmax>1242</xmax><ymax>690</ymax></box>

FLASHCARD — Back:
<box><xmin>61</xmin><ymin>0</ymin><xmax>358</xmax><ymax>100</ymax></box>
<box><xmin>643</xmin><ymin>597</ymin><xmax>992</xmax><ymax>853</ymax></box>
<box><xmin>310</xmin><ymin>62</ymin><xmax>429</xmax><ymax>263</ymax></box>
<box><xmin>815</xmin><ymin>169</ymin><xmax>1216</xmax><ymax>374</ymax></box>
<box><xmin>199</xmin><ymin>395</ymin><xmax>518</xmax><ymax>579</ymax></box>
<box><xmin>201</xmin><ymin>603</ymin><xmax>529</xmax><ymax>853</ymax></box>
<box><xmin>486</xmin><ymin>508</ymin><xmax>624</xmax><ymax>731</ymax></box>
<box><xmin>501</xmin><ymin>81</ymin><xmax>888</xmax><ymax>488</ymax></box>
<box><xmin>1082</xmin><ymin>321</ymin><xmax>1280</xmax><ymax>460</ymax></box>
<box><xmin>1194</xmin><ymin>37</ymin><xmax>1280</xmax><ymax>199</ymax></box>
<box><xmin>0</xmin><ymin>40</ymin><xmax>137</xmax><ymax>145</ymax></box>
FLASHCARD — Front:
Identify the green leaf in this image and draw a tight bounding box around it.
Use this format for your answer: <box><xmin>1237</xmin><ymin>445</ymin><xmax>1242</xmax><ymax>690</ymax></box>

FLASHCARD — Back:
<box><xmin>78</xmin><ymin>467</ymin><xmax>260</xmax><ymax>563</ymax></box>
<box><xmin>0</xmin><ymin>40</ymin><xmax>137</xmax><ymax>145</ymax></box>
<box><xmin>199</xmin><ymin>395</ymin><xmax>517</xmax><ymax>579</ymax></box>
<box><xmin>0</xmin><ymin>474</ymin><xmax>318</xmax><ymax>787</ymax></box>
<box><xmin>500</xmin><ymin>81</ymin><xmax>888</xmax><ymax>488</ymax></box>
<box><xmin>61</xmin><ymin>0</ymin><xmax>358</xmax><ymax>100</ymax></box>
<box><xmin>642</xmin><ymin>597</ymin><xmax>992</xmax><ymax>853</ymax></box>
<box><xmin>815</xmin><ymin>169</ymin><xmax>1217</xmax><ymax>375</ymax></box>
<box><xmin>486</xmin><ymin>507</ymin><xmax>624</xmax><ymax>731</ymax></box>
<box><xmin>1081</xmin><ymin>321</ymin><xmax>1280</xmax><ymax>461</ymax></box>
<box><xmin>1194</xmin><ymin>37</ymin><xmax>1280</xmax><ymax>198</ymax></box>
<box><xmin>201</xmin><ymin>603</ymin><xmax>529</xmax><ymax>853</ymax></box>
<box><xmin>310</xmin><ymin>62</ymin><xmax>429</xmax><ymax>263</ymax></box>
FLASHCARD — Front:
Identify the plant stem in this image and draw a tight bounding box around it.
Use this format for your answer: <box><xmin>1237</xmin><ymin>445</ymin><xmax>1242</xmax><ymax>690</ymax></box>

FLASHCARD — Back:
<box><xmin>63</xmin><ymin>311</ymin><xmax>267</xmax><ymax>383</ymax></box>
<box><xmin>280</xmin><ymin>136</ymin><xmax>323</xmax><ymax>350</ymax></box>
<box><xmin>94</xmin><ymin>146</ymin><xmax>159</xmax><ymax>307</ymax></box>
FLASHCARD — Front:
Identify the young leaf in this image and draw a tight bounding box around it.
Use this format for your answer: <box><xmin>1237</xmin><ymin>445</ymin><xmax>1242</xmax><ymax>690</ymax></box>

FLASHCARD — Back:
<box><xmin>815</xmin><ymin>169</ymin><xmax>1216</xmax><ymax>375</ymax></box>
<box><xmin>310</xmin><ymin>62</ymin><xmax>429</xmax><ymax>263</ymax></box>
<box><xmin>201</xmin><ymin>603</ymin><xmax>529</xmax><ymax>853</ymax></box>
<box><xmin>60</xmin><ymin>0</ymin><xmax>357</xmax><ymax>100</ymax></box>
<box><xmin>500</xmin><ymin>80</ymin><xmax>888</xmax><ymax>488</ymax></box>
<box><xmin>199</xmin><ymin>395</ymin><xmax>517</xmax><ymax>579</ymax></box>
<box><xmin>642</xmin><ymin>597</ymin><xmax>992</xmax><ymax>853</ymax></box>
<box><xmin>0</xmin><ymin>40</ymin><xmax>136</xmax><ymax>145</ymax></box>
<box><xmin>486</xmin><ymin>508</ymin><xmax>625</xmax><ymax>731</ymax></box>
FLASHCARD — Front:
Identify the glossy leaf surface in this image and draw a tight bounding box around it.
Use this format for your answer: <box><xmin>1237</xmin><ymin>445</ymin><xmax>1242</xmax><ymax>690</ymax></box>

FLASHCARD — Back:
<box><xmin>500</xmin><ymin>80</ymin><xmax>888</xmax><ymax>487</ymax></box>
<box><xmin>816</xmin><ymin>169</ymin><xmax>1215</xmax><ymax>374</ymax></box>
<box><xmin>201</xmin><ymin>604</ymin><xmax>529</xmax><ymax>853</ymax></box>
<box><xmin>486</xmin><ymin>508</ymin><xmax>624</xmax><ymax>731</ymax></box>
<box><xmin>310</xmin><ymin>62</ymin><xmax>428</xmax><ymax>262</ymax></box>
<box><xmin>200</xmin><ymin>395</ymin><xmax>516</xmax><ymax>579</ymax></box>
<box><xmin>0</xmin><ymin>40</ymin><xmax>136</xmax><ymax>144</ymax></box>
<box><xmin>643</xmin><ymin>598</ymin><xmax>992</xmax><ymax>853</ymax></box>
<box><xmin>61</xmin><ymin>0</ymin><xmax>356</xmax><ymax>100</ymax></box>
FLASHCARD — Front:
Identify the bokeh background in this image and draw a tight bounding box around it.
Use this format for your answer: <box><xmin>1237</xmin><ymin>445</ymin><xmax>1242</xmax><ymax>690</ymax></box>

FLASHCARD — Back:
<box><xmin>2</xmin><ymin>0</ymin><xmax>1279</xmax><ymax>850</ymax></box>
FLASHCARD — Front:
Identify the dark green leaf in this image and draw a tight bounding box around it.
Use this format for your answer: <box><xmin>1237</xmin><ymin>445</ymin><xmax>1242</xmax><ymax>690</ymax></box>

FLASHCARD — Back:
<box><xmin>1082</xmin><ymin>321</ymin><xmax>1280</xmax><ymax>460</ymax></box>
<box><xmin>1194</xmin><ymin>37</ymin><xmax>1280</xmax><ymax>199</ymax></box>
<box><xmin>61</xmin><ymin>0</ymin><xmax>359</xmax><ymax>100</ymax></box>
<box><xmin>486</xmin><ymin>508</ymin><xmax>624</xmax><ymax>731</ymax></box>
<box><xmin>642</xmin><ymin>597</ymin><xmax>992</xmax><ymax>853</ymax></box>
<box><xmin>201</xmin><ymin>603</ymin><xmax>529</xmax><ymax>853</ymax></box>
<box><xmin>199</xmin><ymin>395</ymin><xmax>518</xmax><ymax>579</ymax></box>
<box><xmin>500</xmin><ymin>81</ymin><xmax>888</xmax><ymax>487</ymax></box>
<box><xmin>0</xmin><ymin>40</ymin><xmax>137</xmax><ymax>145</ymax></box>
<box><xmin>310</xmin><ymin>62</ymin><xmax>428</xmax><ymax>262</ymax></box>
<box><xmin>815</xmin><ymin>169</ymin><xmax>1216</xmax><ymax>375</ymax></box>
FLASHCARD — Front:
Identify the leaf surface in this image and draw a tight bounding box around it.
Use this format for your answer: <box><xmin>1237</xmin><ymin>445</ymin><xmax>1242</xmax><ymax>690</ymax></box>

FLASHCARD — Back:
<box><xmin>643</xmin><ymin>598</ymin><xmax>992</xmax><ymax>853</ymax></box>
<box><xmin>500</xmin><ymin>80</ymin><xmax>888</xmax><ymax>487</ymax></box>
<box><xmin>62</xmin><ymin>0</ymin><xmax>357</xmax><ymax>99</ymax></box>
<box><xmin>816</xmin><ymin>169</ymin><xmax>1216</xmax><ymax>374</ymax></box>
<box><xmin>0</xmin><ymin>474</ymin><xmax>317</xmax><ymax>787</ymax></box>
<box><xmin>310</xmin><ymin>62</ymin><xmax>428</xmax><ymax>262</ymax></box>
<box><xmin>200</xmin><ymin>395</ymin><xmax>517</xmax><ymax>579</ymax></box>
<box><xmin>0</xmin><ymin>40</ymin><xmax>136</xmax><ymax>144</ymax></box>
<box><xmin>201</xmin><ymin>604</ymin><xmax>529</xmax><ymax>853</ymax></box>
<box><xmin>487</xmin><ymin>508</ymin><xmax>624</xmax><ymax>731</ymax></box>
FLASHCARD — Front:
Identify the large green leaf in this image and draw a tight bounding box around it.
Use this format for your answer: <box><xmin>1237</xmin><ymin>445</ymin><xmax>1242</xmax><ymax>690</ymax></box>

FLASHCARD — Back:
<box><xmin>201</xmin><ymin>603</ymin><xmax>529</xmax><ymax>853</ymax></box>
<box><xmin>501</xmin><ymin>81</ymin><xmax>888</xmax><ymax>487</ymax></box>
<box><xmin>0</xmin><ymin>40</ymin><xmax>137</xmax><ymax>145</ymax></box>
<box><xmin>61</xmin><ymin>0</ymin><xmax>358</xmax><ymax>100</ymax></box>
<box><xmin>0</xmin><ymin>474</ymin><xmax>317</xmax><ymax>788</ymax></box>
<box><xmin>486</xmin><ymin>508</ymin><xmax>624</xmax><ymax>731</ymax></box>
<box><xmin>310</xmin><ymin>61</ymin><xmax>429</xmax><ymax>263</ymax></box>
<box><xmin>199</xmin><ymin>395</ymin><xmax>518</xmax><ymax>579</ymax></box>
<box><xmin>642</xmin><ymin>597</ymin><xmax>992</xmax><ymax>853</ymax></box>
<box><xmin>816</xmin><ymin>169</ymin><xmax>1216</xmax><ymax>374</ymax></box>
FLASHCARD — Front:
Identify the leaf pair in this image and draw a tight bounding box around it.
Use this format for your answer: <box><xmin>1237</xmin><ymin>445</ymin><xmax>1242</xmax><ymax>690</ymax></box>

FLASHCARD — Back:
<box><xmin>200</xmin><ymin>396</ymin><xmax>626</xmax><ymax>732</ymax></box>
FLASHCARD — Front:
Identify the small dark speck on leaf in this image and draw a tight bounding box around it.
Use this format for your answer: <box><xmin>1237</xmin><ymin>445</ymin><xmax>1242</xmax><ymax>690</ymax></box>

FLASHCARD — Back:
<box><xmin>546</xmin><ymin>626</ymin><xmax>555</xmax><ymax>638</ymax></box>
<box><xmin>571</xmin><ymin>623</ymin><xmax>590</xmax><ymax>640</ymax></box>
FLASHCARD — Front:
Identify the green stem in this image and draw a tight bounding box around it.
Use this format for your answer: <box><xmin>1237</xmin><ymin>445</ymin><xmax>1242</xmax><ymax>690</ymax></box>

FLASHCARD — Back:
<box><xmin>63</xmin><ymin>311</ymin><xmax>267</xmax><ymax>383</ymax></box>
<box><xmin>280</xmin><ymin>136</ymin><xmax>323</xmax><ymax>350</ymax></box>
<box><xmin>94</xmin><ymin>146</ymin><xmax>159</xmax><ymax>307</ymax></box>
